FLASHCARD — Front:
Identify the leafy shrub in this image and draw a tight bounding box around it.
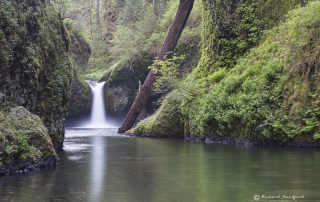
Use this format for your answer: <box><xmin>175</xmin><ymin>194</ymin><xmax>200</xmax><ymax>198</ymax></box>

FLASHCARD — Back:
<box><xmin>16</xmin><ymin>132</ymin><xmax>34</xmax><ymax>157</ymax></box>
<box><xmin>208</xmin><ymin>68</ymin><xmax>226</xmax><ymax>84</ymax></box>
<box><xmin>134</xmin><ymin>1</ymin><xmax>320</xmax><ymax>142</ymax></box>
<box><xmin>149</xmin><ymin>54</ymin><xmax>186</xmax><ymax>94</ymax></box>
<box><xmin>0</xmin><ymin>145</ymin><xmax>17</xmax><ymax>164</ymax></box>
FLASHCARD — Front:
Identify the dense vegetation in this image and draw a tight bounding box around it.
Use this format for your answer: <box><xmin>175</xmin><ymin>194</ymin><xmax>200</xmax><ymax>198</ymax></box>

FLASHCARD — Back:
<box><xmin>52</xmin><ymin>0</ymin><xmax>320</xmax><ymax>144</ymax></box>
<box><xmin>131</xmin><ymin>1</ymin><xmax>320</xmax><ymax>145</ymax></box>
<box><xmin>59</xmin><ymin>0</ymin><xmax>202</xmax><ymax>116</ymax></box>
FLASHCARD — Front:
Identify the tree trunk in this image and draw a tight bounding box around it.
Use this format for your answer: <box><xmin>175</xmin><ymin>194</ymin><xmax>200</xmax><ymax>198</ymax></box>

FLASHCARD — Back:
<box><xmin>118</xmin><ymin>0</ymin><xmax>194</xmax><ymax>133</ymax></box>
<box><xmin>96</xmin><ymin>0</ymin><xmax>100</xmax><ymax>25</ymax></box>
<box><xmin>159</xmin><ymin>0</ymin><xmax>163</xmax><ymax>18</ymax></box>
<box><xmin>88</xmin><ymin>0</ymin><xmax>93</xmax><ymax>36</ymax></box>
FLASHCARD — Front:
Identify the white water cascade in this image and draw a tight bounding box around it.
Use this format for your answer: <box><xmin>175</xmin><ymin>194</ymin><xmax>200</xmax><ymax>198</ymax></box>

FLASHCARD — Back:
<box><xmin>85</xmin><ymin>80</ymin><xmax>114</xmax><ymax>128</ymax></box>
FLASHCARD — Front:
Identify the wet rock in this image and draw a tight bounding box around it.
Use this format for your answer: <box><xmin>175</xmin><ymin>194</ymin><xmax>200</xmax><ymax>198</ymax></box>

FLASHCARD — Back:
<box><xmin>67</xmin><ymin>30</ymin><xmax>91</xmax><ymax>117</ymax></box>
<box><xmin>100</xmin><ymin>58</ymin><xmax>153</xmax><ymax>116</ymax></box>
<box><xmin>67</xmin><ymin>79</ymin><xmax>91</xmax><ymax>116</ymax></box>
<box><xmin>185</xmin><ymin>134</ymin><xmax>320</xmax><ymax>148</ymax></box>
<box><xmin>0</xmin><ymin>93</ymin><xmax>5</xmax><ymax>101</ymax></box>
<box><xmin>0</xmin><ymin>107</ymin><xmax>59</xmax><ymax>177</ymax></box>
<box><xmin>130</xmin><ymin>132</ymin><xmax>320</xmax><ymax>148</ymax></box>
<box><xmin>107</xmin><ymin>86</ymin><xmax>129</xmax><ymax>114</ymax></box>
<box><xmin>0</xmin><ymin>156</ymin><xmax>60</xmax><ymax>176</ymax></box>
<box><xmin>128</xmin><ymin>133</ymin><xmax>184</xmax><ymax>138</ymax></box>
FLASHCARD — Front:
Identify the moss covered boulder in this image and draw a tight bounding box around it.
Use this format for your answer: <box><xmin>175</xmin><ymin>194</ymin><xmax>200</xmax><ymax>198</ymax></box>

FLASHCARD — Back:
<box><xmin>129</xmin><ymin>93</ymin><xmax>184</xmax><ymax>137</ymax></box>
<box><xmin>0</xmin><ymin>0</ymin><xmax>71</xmax><ymax>148</ymax></box>
<box><xmin>0</xmin><ymin>107</ymin><xmax>59</xmax><ymax>176</ymax></box>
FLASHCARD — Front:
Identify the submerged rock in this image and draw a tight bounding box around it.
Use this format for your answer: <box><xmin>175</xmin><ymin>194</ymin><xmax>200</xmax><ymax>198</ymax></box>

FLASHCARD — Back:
<box><xmin>100</xmin><ymin>58</ymin><xmax>157</xmax><ymax>116</ymax></box>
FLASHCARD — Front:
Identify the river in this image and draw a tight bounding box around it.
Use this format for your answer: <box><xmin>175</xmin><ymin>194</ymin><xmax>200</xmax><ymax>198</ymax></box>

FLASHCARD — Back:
<box><xmin>0</xmin><ymin>128</ymin><xmax>320</xmax><ymax>201</ymax></box>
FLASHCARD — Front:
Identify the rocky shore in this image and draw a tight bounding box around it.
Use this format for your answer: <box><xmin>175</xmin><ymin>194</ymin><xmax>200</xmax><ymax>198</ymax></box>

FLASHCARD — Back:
<box><xmin>0</xmin><ymin>156</ymin><xmax>60</xmax><ymax>176</ymax></box>
<box><xmin>186</xmin><ymin>134</ymin><xmax>320</xmax><ymax>148</ymax></box>
<box><xmin>128</xmin><ymin>133</ymin><xmax>184</xmax><ymax>139</ymax></box>
<box><xmin>128</xmin><ymin>133</ymin><xmax>320</xmax><ymax>148</ymax></box>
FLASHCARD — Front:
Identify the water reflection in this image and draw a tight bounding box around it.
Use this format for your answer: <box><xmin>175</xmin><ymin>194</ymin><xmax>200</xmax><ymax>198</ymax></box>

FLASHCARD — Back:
<box><xmin>90</xmin><ymin>136</ymin><xmax>106</xmax><ymax>200</ymax></box>
<box><xmin>0</xmin><ymin>129</ymin><xmax>320</xmax><ymax>201</ymax></box>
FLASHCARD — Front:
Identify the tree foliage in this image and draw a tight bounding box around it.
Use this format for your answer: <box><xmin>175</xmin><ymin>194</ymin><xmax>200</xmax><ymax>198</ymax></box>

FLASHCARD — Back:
<box><xmin>118</xmin><ymin>0</ymin><xmax>145</xmax><ymax>28</ymax></box>
<box><xmin>53</xmin><ymin>0</ymin><xmax>202</xmax><ymax>80</ymax></box>
<box><xmin>149</xmin><ymin>54</ymin><xmax>186</xmax><ymax>94</ymax></box>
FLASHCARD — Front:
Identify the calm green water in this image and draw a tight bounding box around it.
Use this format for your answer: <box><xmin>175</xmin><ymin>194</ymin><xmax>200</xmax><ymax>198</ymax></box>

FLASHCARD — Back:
<box><xmin>1</xmin><ymin>128</ymin><xmax>320</xmax><ymax>202</ymax></box>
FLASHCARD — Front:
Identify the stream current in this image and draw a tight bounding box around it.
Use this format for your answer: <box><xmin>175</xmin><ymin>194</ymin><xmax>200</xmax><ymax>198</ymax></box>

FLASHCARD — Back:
<box><xmin>0</xmin><ymin>128</ymin><xmax>320</xmax><ymax>201</ymax></box>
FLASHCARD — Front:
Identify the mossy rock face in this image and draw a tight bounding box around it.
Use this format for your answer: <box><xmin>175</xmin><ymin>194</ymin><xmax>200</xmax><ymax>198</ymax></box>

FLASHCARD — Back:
<box><xmin>67</xmin><ymin>31</ymin><xmax>92</xmax><ymax>116</ymax></box>
<box><xmin>69</xmin><ymin>32</ymin><xmax>91</xmax><ymax>73</ymax></box>
<box><xmin>1</xmin><ymin>106</ymin><xmax>56</xmax><ymax>158</ymax></box>
<box><xmin>67</xmin><ymin>78</ymin><xmax>91</xmax><ymax>116</ymax></box>
<box><xmin>0</xmin><ymin>0</ymin><xmax>71</xmax><ymax>149</ymax></box>
<box><xmin>129</xmin><ymin>93</ymin><xmax>184</xmax><ymax>136</ymax></box>
<box><xmin>0</xmin><ymin>106</ymin><xmax>58</xmax><ymax>174</ymax></box>
<box><xmin>197</xmin><ymin>0</ymin><xmax>304</xmax><ymax>75</ymax></box>
<box><xmin>101</xmin><ymin>57</ymin><xmax>153</xmax><ymax>115</ymax></box>
<box><xmin>106</xmin><ymin>85</ymin><xmax>129</xmax><ymax>114</ymax></box>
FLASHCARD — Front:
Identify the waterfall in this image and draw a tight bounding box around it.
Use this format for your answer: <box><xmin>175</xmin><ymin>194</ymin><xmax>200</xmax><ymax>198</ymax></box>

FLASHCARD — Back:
<box><xmin>85</xmin><ymin>80</ymin><xmax>113</xmax><ymax>128</ymax></box>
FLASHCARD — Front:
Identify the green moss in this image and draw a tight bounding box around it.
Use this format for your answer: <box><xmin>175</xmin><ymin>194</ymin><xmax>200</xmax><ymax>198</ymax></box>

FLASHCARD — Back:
<box><xmin>67</xmin><ymin>26</ymin><xmax>92</xmax><ymax>116</ymax></box>
<box><xmin>0</xmin><ymin>0</ymin><xmax>72</xmax><ymax>148</ymax></box>
<box><xmin>195</xmin><ymin>0</ymin><xmax>304</xmax><ymax>77</ymax></box>
<box><xmin>16</xmin><ymin>132</ymin><xmax>34</xmax><ymax>157</ymax></box>
<box><xmin>85</xmin><ymin>66</ymin><xmax>112</xmax><ymax>81</ymax></box>
<box><xmin>256</xmin><ymin>0</ymin><xmax>305</xmax><ymax>28</ymax></box>
<box><xmin>0</xmin><ymin>106</ymin><xmax>57</xmax><ymax>165</ymax></box>
<box><xmin>191</xmin><ymin>1</ymin><xmax>320</xmax><ymax>141</ymax></box>
<box><xmin>208</xmin><ymin>68</ymin><xmax>226</xmax><ymax>84</ymax></box>
<box><xmin>129</xmin><ymin>93</ymin><xmax>183</xmax><ymax>135</ymax></box>
<box><xmin>132</xmin><ymin>1</ymin><xmax>320</xmax><ymax>143</ymax></box>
